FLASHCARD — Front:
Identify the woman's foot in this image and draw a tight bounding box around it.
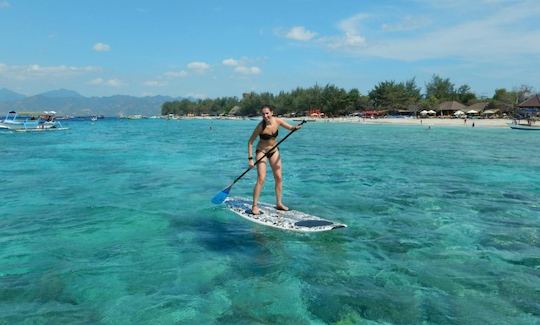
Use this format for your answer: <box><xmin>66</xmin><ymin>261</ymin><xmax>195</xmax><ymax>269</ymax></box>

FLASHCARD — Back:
<box><xmin>275</xmin><ymin>204</ymin><xmax>289</xmax><ymax>211</ymax></box>
<box><xmin>251</xmin><ymin>206</ymin><xmax>261</xmax><ymax>215</ymax></box>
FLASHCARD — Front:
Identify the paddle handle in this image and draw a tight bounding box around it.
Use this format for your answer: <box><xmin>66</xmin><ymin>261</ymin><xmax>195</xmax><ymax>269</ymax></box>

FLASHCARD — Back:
<box><xmin>230</xmin><ymin>120</ymin><xmax>306</xmax><ymax>185</ymax></box>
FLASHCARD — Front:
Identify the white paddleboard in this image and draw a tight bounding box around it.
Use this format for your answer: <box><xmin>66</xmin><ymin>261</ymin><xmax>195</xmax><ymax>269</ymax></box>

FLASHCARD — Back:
<box><xmin>224</xmin><ymin>197</ymin><xmax>347</xmax><ymax>232</ymax></box>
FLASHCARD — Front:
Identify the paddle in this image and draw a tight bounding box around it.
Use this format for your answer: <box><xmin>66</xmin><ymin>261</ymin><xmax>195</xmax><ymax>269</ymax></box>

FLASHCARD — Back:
<box><xmin>211</xmin><ymin>119</ymin><xmax>307</xmax><ymax>204</ymax></box>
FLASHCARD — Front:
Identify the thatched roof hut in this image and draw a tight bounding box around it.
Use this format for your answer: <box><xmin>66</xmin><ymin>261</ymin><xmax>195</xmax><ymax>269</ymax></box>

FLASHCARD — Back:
<box><xmin>466</xmin><ymin>102</ymin><xmax>489</xmax><ymax>113</ymax></box>
<box><xmin>487</xmin><ymin>101</ymin><xmax>514</xmax><ymax>114</ymax></box>
<box><xmin>438</xmin><ymin>101</ymin><xmax>465</xmax><ymax>116</ymax></box>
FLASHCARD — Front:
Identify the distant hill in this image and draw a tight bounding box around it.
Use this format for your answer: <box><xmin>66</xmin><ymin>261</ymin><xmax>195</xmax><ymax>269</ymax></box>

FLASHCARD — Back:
<box><xmin>39</xmin><ymin>89</ymin><xmax>84</xmax><ymax>98</ymax></box>
<box><xmin>0</xmin><ymin>88</ymin><xmax>26</xmax><ymax>101</ymax></box>
<box><xmin>0</xmin><ymin>88</ymin><xmax>181</xmax><ymax>116</ymax></box>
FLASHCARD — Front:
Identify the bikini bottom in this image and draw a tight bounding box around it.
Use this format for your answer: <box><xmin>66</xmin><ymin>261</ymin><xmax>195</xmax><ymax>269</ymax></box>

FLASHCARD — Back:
<box><xmin>256</xmin><ymin>148</ymin><xmax>278</xmax><ymax>159</ymax></box>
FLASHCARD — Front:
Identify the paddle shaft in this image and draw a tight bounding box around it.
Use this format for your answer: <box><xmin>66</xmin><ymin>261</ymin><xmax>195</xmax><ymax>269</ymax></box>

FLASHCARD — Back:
<box><xmin>229</xmin><ymin>120</ymin><xmax>306</xmax><ymax>186</ymax></box>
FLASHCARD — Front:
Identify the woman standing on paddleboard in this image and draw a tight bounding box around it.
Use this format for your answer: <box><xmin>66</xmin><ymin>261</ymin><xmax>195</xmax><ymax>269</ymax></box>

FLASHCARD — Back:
<box><xmin>247</xmin><ymin>105</ymin><xmax>301</xmax><ymax>215</ymax></box>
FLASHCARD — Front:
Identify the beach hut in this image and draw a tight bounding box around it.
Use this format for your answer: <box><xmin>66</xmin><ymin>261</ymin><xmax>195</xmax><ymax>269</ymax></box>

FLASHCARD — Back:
<box><xmin>361</xmin><ymin>110</ymin><xmax>386</xmax><ymax>118</ymax></box>
<box><xmin>466</xmin><ymin>102</ymin><xmax>489</xmax><ymax>115</ymax></box>
<box><xmin>420</xmin><ymin>110</ymin><xmax>428</xmax><ymax>116</ymax></box>
<box><xmin>482</xmin><ymin>109</ymin><xmax>500</xmax><ymax>118</ymax></box>
<box><xmin>517</xmin><ymin>94</ymin><xmax>540</xmax><ymax>117</ymax></box>
<box><xmin>437</xmin><ymin>101</ymin><xmax>465</xmax><ymax>117</ymax></box>
<box><xmin>518</xmin><ymin>94</ymin><xmax>540</xmax><ymax>109</ymax></box>
<box><xmin>388</xmin><ymin>104</ymin><xmax>418</xmax><ymax>117</ymax></box>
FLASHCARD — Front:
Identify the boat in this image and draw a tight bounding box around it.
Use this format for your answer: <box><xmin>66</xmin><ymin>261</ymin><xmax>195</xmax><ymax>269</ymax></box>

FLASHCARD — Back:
<box><xmin>0</xmin><ymin>111</ymin><xmax>68</xmax><ymax>132</ymax></box>
<box><xmin>508</xmin><ymin>118</ymin><xmax>540</xmax><ymax>131</ymax></box>
<box><xmin>508</xmin><ymin>122</ymin><xmax>540</xmax><ymax>130</ymax></box>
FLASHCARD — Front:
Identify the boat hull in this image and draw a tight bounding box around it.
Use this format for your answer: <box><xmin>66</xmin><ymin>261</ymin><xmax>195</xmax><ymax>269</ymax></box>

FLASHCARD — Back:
<box><xmin>0</xmin><ymin>121</ymin><xmax>58</xmax><ymax>130</ymax></box>
<box><xmin>508</xmin><ymin>123</ymin><xmax>540</xmax><ymax>130</ymax></box>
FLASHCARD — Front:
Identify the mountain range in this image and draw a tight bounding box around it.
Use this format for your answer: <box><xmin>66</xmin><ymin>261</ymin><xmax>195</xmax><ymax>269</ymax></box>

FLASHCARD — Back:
<box><xmin>0</xmin><ymin>88</ymin><xmax>181</xmax><ymax>117</ymax></box>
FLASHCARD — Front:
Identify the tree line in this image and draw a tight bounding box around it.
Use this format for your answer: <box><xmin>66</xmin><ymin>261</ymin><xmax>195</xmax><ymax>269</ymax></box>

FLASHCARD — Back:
<box><xmin>161</xmin><ymin>75</ymin><xmax>536</xmax><ymax>116</ymax></box>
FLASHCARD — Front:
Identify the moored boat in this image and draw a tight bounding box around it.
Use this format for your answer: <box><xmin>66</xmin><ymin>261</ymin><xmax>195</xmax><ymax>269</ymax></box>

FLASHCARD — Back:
<box><xmin>508</xmin><ymin>122</ymin><xmax>540</xmax><ymax>130</ymax></box>
<box><xmin>0</xmin><ymin>111</ymin><xmax>68</xmax><ymax>132</ymax></box>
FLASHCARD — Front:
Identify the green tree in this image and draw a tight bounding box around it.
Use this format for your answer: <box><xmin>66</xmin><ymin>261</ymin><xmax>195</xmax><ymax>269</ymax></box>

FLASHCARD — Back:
<box><xmin>321</xmin><ymin>84</ymin><xmax>349</xmax><ymax>116</ymax></box>
<box><xmin>403</xmin><ymin>78</ymin><xmax>422</xmax><ymax>107</ymax></box>
<box><xmin>425</xmin><ymin>75</ymin><xmax>455</xmax><ymax>101</ymax></box>
<box><xmin>456</xmin><ymin>84</ymin><xmax>476</xmax><ymax>104</ymax></box>
<box><xmin>493</xmin><ymin>88</ymin><xmax>518</xmax><ymax>105</ymax></box>
<box><xmin>346</xmin><ymin>88</ymin><xmax>361</xmax><ymax>113</ymax></box>
<box><xmin>240</xmin><ymin>92</ymin><xmax>266</xmax><ymax>116</ymax></box>
<box><xmin>492</xmin><ymin>88</ymin><xmax>519</xmax><ymax>114</ymax></box>
<box><xmin>369</xmin><ymin>78</ymin><xmax>420</xmax><ymax>110</ymax></box>
<box><xmin>369</xmin><ymin>81</ymin><xmax>400</xmax><ymax>109</ymax></box>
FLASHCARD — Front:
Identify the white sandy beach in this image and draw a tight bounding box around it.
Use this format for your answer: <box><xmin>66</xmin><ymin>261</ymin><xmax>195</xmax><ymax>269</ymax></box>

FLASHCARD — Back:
<box><xmin>183</xmin><ymin>115</ymin><xmax>513</xmax><ymax>128</ymax></box>
<box><xmin>318</xmin><ymin>117</ymin><xmax>512</xmax><ymax>128</ymax></box>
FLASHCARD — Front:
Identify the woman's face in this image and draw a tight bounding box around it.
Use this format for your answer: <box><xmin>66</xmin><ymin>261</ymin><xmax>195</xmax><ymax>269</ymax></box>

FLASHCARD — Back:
<box><xmin>261</xmin><ymin>107</ymin><xmax>273</xmax><ymax>121</ymax></box>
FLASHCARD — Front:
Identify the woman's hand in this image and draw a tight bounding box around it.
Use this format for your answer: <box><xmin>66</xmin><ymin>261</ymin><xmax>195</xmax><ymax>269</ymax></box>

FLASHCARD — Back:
<box><xmin>248</xmin><ymin>158</ymin><xmax>255</xmax><ymax>168</ymax></box>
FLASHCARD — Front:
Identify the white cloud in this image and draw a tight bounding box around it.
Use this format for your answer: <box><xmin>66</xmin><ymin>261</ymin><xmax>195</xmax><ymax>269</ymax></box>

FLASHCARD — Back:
<box><xmin>27</xmin><ymin>64</ymin><xmax>97</xmax><ymax>74</ymax></box>
<box><xmin>106</xmin><ymin>79</ymin><xmax>123</xmax><ymax>87</ymax></box>
<box><xmin>89</xmin><ymin>78</ymin><xmax>123</xmax><ymax>87</ymax></box>
<box><xmin>0</xmin><ymin>63</ymin><xmax>99</xmax><ymax>80</ymax></box>
<box><xmin>163</xmin><ymin>70</ymin><xmax>188</xmax><ymax>78</ymax></box>
<box><xmin>325</xmin><ymin>14</ymin><xmax>368</xmax><ymax>49</ymax></box>
<box><xmin>187</xmin><ymin>61</ymin><xmax>210</xmax><ymax>72</ymax></box>
<box><xmin>89</xmin><ymin>78</ymin><xmax>104</xmax><ymax>85</ymax></box>
<box><xmin>382</xmin><ymin>16</ymin><xmax>430</xmax><ymax>32</ymax></box>
<box><xmin>185</xmin><ymin>92</ymin><xmax>208</xmax><ymax>99</ymax></box>
<box><xmin>222</xmin><ymin>57</ymin><xmax>262</xmax><ymax>75</ymax></box>
<box><xmin>93</xmin><ymin>42</ymin><xmax>111</xmax><ymax>52</ymax></box>
<box><xmin>234</xmin><ymin>66</ymin><xmax>261</xmax><ymax>75</ymax></box>
<box><xmin>0</xmin><ymin>1</ymin><xmax>10</xmax><ymax>9</ymax></box>
<box><xmin>416</xmin><ymin>0</ymin><xmax>516</xmax><ymax>9</ymax></box>
<box><xmin>222</xmin><ymin>58</ymin><xmax>239</xmax><ymax>66</ymax></box>
<box><xmin>363</xmin><ymin>2</ymin><xmax>540</xmax><ymax>61</ymax></box>
<box><xmin>307</xmin><ymin>2</ymin><xmax>540</xmax><ymax>63</ymax></box>
<box><xmin>285</xmin><ymin>26</ymin><xmax>317</xmax><ymax>41</ymax></box>
<box><xmin>143</xmin><ymin>80</ymin><xmax>167</xmax><ymax>87</ymax></box>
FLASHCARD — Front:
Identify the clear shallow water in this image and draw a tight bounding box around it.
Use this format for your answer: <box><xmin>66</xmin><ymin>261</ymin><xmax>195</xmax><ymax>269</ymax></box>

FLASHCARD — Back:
<box><xmin>1</xmin><ymin>119</ymin><xmax>539</xmax><ymax>324</ymax></box>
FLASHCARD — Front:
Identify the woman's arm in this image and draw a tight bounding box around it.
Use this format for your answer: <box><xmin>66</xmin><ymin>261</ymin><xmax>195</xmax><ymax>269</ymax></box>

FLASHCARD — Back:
<box><xmin>247</xmin><ymin>123</ymin><xmax>261</xmax><ymax>166</ymax></box>
<box><xmin>277</xmin><ymin>118</ymin><xmax>301</xmax><ymax>130</ymax></box>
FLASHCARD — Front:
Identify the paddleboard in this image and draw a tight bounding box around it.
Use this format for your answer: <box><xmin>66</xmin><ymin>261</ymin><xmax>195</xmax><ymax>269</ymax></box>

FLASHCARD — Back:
<box><xmin>224</xmin><ymin>197</ymin><xmax>347</xmax><ymax>232</ymax></box>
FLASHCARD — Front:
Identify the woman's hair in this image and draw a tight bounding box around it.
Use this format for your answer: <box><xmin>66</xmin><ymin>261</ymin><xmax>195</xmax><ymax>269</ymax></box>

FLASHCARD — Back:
<box><xmin>260</xmin><ymin>104</ymin><xmax>274</xmax><ymax>130</ymax></box>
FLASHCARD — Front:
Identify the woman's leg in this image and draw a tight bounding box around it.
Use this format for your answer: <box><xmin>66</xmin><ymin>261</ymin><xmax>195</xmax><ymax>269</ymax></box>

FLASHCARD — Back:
<box><xmin>269</xmin><ymin>150</ymin><xmax>288</xmax><ymax>210</ymax></box>
<box><xmin>252</xmin><ymin>152</ymin><xmax>267</xmax><ymax>214</ymax></box>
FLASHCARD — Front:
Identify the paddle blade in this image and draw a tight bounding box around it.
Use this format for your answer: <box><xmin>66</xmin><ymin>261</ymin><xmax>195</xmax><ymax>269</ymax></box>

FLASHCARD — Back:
<box><xmin>211</xmin><ymin>186</ymin><xmax>231</xmax><ymax>204</ymax></box>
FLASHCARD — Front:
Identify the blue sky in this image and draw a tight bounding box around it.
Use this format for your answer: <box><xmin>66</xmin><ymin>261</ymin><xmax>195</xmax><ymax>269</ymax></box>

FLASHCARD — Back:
<box><xmin>0</xmin><ymin>0</ymin><xmax>539</xmax><ymax>98</ymax></box>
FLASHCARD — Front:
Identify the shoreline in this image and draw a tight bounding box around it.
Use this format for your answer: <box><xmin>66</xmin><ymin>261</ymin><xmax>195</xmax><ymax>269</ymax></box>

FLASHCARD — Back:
<box><xmin>306</xmin><ymin>117</ymin><xmax>512</xmax><ymax>128</ymax></box>
<box><xmin>178</xmin><ymin>116</ymin><xmax>513</xmax><ymax>128</ymax></box>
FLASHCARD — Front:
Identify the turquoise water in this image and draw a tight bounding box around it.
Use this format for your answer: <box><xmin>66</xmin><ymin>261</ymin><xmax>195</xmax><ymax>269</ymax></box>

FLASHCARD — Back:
<box><xmin>1</xmin><ymin>119</ymin><xmax>539</xmax><ymax>324</ymax></box>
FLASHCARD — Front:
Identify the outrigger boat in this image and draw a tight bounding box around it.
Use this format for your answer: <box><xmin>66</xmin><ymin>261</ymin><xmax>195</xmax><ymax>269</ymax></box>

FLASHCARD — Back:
<box><xmin>0</xmin><ymin>111</ymin><xmax>68</xmax><ymax>132</ymax></box>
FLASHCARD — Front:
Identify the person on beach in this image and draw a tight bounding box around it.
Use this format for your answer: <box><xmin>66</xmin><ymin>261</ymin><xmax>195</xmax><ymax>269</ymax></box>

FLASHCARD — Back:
<box><xmin>247</xmin><ymin>105</ymin><xmax>301</xmax><ymax>215</ymax></box>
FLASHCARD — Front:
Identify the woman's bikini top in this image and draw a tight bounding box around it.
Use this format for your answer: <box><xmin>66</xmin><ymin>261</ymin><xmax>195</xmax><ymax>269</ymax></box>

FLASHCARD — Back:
<box><xmin>259</xmin><ymin>129</ymin><xmax>278</xmax><ymax>140</ymax></box>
